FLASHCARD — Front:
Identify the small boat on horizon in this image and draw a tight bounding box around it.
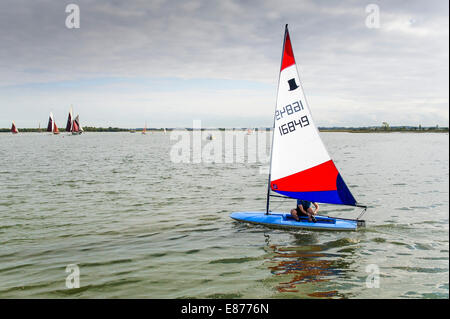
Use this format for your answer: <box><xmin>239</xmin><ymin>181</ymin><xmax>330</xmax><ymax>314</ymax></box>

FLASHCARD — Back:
<box><xmin>66</xmin><ymin>106</ymin><xmax>83</xmax><ymax>135</ymax></box>
<box><xmin>65</xmin><ymin>107</ymin><xmax>73</xmax><ymax>133</ymax></box>
<box><xmin>11</xmin><ymin>121</ymin><xmax>19</xmax><ymax>134</ymax></box>
<box><xmin>142</xmin><ymin>122</ymin><xmax>147</xmax><ymax>135</ymax></box>
<box><xmin>72</xmin><ymin>114</ymin><xmax>83</xmax><ymax>135</ymax></box>
<box><xmin>47</xmin><ymin>112</ymin><xmax>60</xmax><ymax>135</ymax></box>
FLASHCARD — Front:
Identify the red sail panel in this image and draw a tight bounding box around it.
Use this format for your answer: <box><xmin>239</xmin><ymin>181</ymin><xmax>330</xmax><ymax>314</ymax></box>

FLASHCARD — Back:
<box><xmin>11</xmin><ymin>122</ymin><xmax>18</xmax><ymax>133</ymax></box>
<box><xmin>280</xmin><ymin>27</ymin><xmax>296</xmax><ymax>72</ymax></box>
<box><xmin>271</xmin><ymin>160</ymin><xmax>339</xmax><ymax>193</ymax></box>
<box><xmin>72</xmin><ymin>120</ymin><xmax>79</xmax><ymax>132</ymax></box>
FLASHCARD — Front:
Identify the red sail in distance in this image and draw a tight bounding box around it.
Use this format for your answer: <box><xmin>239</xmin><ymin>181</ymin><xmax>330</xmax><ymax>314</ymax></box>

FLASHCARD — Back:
<box><xmin>11</xmin><ymin>121</ymin><xmax>18</xmax><ymax>134</ymax></box>
<box><xmin>72</xmin><ymin>120</ymin><xmax>79</xmax><ymax>132</ymax></box>
<box><xmin>53</xmin><ymin>122</ymin><xmax>60</xmax><ymax>134</ymax></box>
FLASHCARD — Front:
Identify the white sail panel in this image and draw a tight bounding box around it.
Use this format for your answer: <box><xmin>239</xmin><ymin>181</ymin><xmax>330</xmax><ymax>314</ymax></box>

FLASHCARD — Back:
<box><xmin>271</xmin><ymin>63</ymin><xmax>331</xmax><ymax>182</ymax></box>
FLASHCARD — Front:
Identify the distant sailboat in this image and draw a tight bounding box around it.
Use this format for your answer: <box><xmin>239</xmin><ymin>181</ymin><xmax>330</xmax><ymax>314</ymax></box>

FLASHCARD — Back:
<box><xmin>71</xmin><ymin>114</ymin><xmax>83</xmax><ymax>135</ymax></box>
<box><xmin>163</xmin><ymin>127</ymin><xmax>167</xmax><ymax>134</ymax></box>
<box><xmin>53</xmin><ymin>121</ymin><xmax>60</xmax><ymax>134</ymax></box>
<box><xmin>47</xmin><ymin>112</ymin><xmax>60</xmax><ymax>135</ymax></box>
<box><xmin>65</xmin><ymin>107</ymin><xmax>73</xmax><ymax>133</ymax></box>
<box><xmin>65</xmin><ymin>106</ymin><xmax>83</xmax><ymax>135</ymax></box>
<box><xmin>142</xmin><ymin>122</ymin><xmax>147</xmax><ymax>135</ymax></box>
<box><xmin>11</xmin><ymin>121</ymin><xmax>19</xmax><ymax>134</ymax></box>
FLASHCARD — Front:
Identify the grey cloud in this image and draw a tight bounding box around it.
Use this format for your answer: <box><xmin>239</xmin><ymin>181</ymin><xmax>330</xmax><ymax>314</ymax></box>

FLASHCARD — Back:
<box><xmin>0</xmin><ymin>0</ymin><xmax>448</xmax><ymax>127</ymax></box>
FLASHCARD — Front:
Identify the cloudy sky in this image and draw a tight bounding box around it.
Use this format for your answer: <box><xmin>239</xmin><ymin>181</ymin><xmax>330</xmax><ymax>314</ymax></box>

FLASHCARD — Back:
<box><xmin>0</xmin><ymin>0</ymin><xmax>448</xmax><ymax>128</ymax></box>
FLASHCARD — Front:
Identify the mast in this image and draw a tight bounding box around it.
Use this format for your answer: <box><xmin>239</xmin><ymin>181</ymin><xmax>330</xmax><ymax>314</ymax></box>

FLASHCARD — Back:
<box><xmin>266</xmin><ymin>24</ymin><xmax>289</xmax><ymax>215</ymax></box>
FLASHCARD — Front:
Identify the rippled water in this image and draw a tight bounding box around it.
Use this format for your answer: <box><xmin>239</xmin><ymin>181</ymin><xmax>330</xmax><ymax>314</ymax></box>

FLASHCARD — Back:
<box><xmin>0</xmin><ymin>132</ymin><xmax>448</xmax><ymax>298</ymax></box>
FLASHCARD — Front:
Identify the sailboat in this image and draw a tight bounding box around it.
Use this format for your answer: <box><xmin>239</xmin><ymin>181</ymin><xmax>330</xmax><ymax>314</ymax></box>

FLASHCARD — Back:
<box><xmin>142</xmin><ymin>122</ymin><xmax>147</xmax><ymax>135</ymax></box>
<box><xmin>71</xmin><ymin>114</ymin><xmax>83</xmax><ymax>135</ymax></box>
<box><xmin>47</xmin><ymin>112</ymin><xmax>60</xmax><ymax>135</ymax></box>
<box><xmin>230</xmin><ymin>25</ymin><xmax>367</xmax><ymax>231</ymax></box>
<box><xmin>65</xmin><ymin>107</ymin><xmax>73</xmax><ymax>133</ymax></box>
<box><xmin>65</xmin><ymin>107</ymin><xmax>83</xmax><ymax>135</ymax></box>
<box><xmin>11</xmin><ymin>121</ymin><xmax>19</xmax><ymax>134</ymax></box>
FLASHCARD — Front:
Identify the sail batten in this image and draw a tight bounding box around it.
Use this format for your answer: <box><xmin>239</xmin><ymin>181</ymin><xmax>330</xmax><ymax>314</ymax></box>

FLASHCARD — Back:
<box><xmin>269</xmin><ymin>25</ymin><xmax>357</xmax><ymax>206</ymax></box>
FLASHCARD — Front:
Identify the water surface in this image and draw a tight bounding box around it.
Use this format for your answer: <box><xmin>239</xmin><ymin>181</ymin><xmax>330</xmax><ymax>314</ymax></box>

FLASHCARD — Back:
<box><xmin>0</xmin><ymin>132</ymin><xmax>448</xmax><ymax>298</ymax></box>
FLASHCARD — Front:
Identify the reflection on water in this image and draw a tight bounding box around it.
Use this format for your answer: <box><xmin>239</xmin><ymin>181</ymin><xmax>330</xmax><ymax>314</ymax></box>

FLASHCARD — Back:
<box><xmin>264</xmin><ymin>232</ymin><xmax>356</xmax><ymax>298</ymax></box>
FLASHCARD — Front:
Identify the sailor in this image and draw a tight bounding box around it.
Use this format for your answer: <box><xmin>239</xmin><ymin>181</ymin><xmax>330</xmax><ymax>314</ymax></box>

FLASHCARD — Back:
<box><xmin>290</xmin><ymin>199</ymin><xmax>319</xmax><ymax>223</ymax></box>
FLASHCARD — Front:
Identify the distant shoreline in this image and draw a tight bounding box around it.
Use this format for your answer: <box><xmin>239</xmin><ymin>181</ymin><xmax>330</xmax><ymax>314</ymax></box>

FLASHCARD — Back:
<box><xmin>319</xmin><ymin>128</ymin><xmax>448</xmax><ymax>133</ymax></box>
<box><xmin>1</xmin><ymin>127</ymin><xmax>448</xmax><ymax>133</ymax></box>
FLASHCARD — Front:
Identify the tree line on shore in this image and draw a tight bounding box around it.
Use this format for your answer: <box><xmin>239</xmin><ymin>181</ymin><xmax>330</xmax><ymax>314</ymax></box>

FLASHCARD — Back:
<box><xmin>1</xmin><ymin>125</ymin><xmax>448</xmax><ymax>133</ymax></box>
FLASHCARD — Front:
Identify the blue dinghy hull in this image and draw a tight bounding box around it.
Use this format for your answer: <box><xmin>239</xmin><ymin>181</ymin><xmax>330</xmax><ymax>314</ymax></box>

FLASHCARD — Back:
<box><xmin>230</xmin><ymin>211</ymin><xmax>365</xmax><ymax>231</ymax></box>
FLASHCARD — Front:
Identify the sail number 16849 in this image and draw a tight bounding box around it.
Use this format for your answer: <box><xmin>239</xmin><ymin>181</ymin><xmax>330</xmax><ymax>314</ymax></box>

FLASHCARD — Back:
<box><xmin>279</xmin><ymin>115</ymin><xmax>310</xmax><ymax>136</ymax></box>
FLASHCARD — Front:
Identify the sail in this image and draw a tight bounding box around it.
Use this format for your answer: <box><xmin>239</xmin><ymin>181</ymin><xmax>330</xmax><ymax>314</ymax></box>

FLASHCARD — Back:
<box><xmin>72</xmin><ymin>118</ymin><xmax>79</xmax><ymax>132</ymax></box>
<box><xmin>76</xmin><ymin>115</ymin><xmax>83</xmax><ymax>132</ymax></box>
<box><xmin>53</xmin><ymin>121</ymin><xmax>59</xmax><ymax>134</ymax></box>
<box><xmin>11</xmin><ymin>121</ymin><xmax>18</xmax><ymax>133</ymax></box>
<box><xmin>269</xmin><ymin>25</ymin><xmax>356</xmax><ymax>206</ymax></box>
<box><xmin>66</xmin><ymin>107</ymin><xmax>73</xmax><ymax>132</ymax></box>
<box><xmin>47</xmin><ymin>112</ymin><xmax>54</xmax><ymax>132</ymax></box>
